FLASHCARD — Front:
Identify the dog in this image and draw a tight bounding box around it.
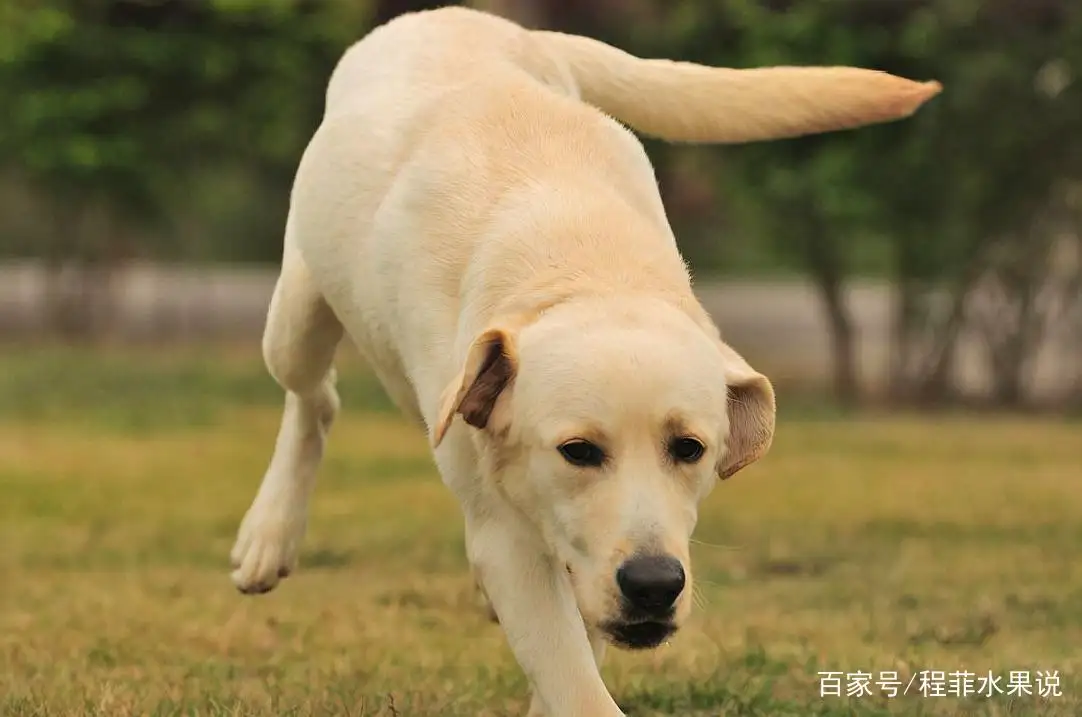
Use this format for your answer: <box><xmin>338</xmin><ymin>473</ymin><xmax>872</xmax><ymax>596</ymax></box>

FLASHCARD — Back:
<box><xmin>228</xmin><ymin>7</ymin><xmax>940</xmax><ymax>715</ymax></box>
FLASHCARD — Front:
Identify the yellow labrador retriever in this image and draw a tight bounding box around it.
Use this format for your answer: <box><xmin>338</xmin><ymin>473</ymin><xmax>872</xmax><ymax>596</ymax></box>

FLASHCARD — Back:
<box><xmin>229</xmin><ymin>7</ymin><xmax>939</xmax><ymax>715</ymax></box>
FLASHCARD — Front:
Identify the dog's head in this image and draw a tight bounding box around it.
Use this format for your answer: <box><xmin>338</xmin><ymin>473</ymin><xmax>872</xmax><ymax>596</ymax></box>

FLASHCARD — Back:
<box><xmin>433</xmin><ymin>296</ymin><xmax>774</xmax><ymax>649</ymax></box>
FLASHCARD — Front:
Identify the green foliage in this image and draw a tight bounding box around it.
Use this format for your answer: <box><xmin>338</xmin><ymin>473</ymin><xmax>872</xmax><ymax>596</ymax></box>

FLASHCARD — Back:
<box><xmin>0</xmin><ymin>0</ymin><xmax>374</xmax><ymax>259</ymax></box>
<box><xmin>643</xmin><ymin>0</ymin><xmax>1082</xmax><ymax>282</ymax></box>
<box><xmin>599</xmin><ymin>0</ymin><xmax>1082</xmax><ymax>404</ymax></box>
<box><xmin>1</xmin><ymin>0</ymin><xmax>1080</xmax><ymax>284</ymax></box>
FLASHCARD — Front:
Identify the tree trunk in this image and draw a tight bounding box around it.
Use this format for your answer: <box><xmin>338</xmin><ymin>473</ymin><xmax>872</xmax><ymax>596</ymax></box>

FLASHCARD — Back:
<box><xmin>888</xmin><ymin>233</ymin><xmax>936</xmax><ymax>404</ymax></box>
<box><xmin>817</xmin><ymin>277</ymin><xmax>859</xmax><ymax>407</ymax></box>
<box><xmin>800</xmin><ymin>218</ymin><xmax>860</xmax><ymax>407</ymax></box>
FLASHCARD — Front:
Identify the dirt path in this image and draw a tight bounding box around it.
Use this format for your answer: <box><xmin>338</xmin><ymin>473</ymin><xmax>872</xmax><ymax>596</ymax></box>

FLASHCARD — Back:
<box><xmin>1</xmin><ymin>263</ymin><xmax>1076</xmax><ymax>399</ymax></box>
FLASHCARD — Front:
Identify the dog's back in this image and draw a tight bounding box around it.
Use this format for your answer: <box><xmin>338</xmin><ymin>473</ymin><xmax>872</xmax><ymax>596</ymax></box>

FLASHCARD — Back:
<box><xmin>323</xmin><ymin>6</ymin><xmax>942</xmax><ymax>142</ymax></box>
<box><xmin>280</xmin><ymin>5</ymin><xmax>942</xmax><ymax>422</ymax></box>
<box><xmin>324</xmin><ymin>8</ymin><xmax>568</xmax><ymax>115</ymax></box>
<box><xmin>286</xmin><ymin>9</ymin><xmax>679</xmax><ymax>409</ymax></box>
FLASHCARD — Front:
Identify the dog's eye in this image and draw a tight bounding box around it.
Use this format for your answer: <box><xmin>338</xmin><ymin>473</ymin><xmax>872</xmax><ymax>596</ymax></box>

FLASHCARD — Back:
<box><xmin>558</xmin><ymin>440</ymin><xmax>606</xmax><ymax>467</ymax></box>
<box><xmin>669</xmin><ymin>437</ymin><xmax>705</xmax><ymax>464</ymax></box>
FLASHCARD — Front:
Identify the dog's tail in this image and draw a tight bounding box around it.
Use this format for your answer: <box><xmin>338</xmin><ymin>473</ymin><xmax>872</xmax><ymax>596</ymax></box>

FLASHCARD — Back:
<box><xmin>533</xmin><ymin>30</ymin><xmax>941</xmax><ymax>144</ymax></box>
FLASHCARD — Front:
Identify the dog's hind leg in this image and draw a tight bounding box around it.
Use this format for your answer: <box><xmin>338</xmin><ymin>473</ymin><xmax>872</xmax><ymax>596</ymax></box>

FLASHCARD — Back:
<box><xmin>230</xmin><ymin>243</ymin><xmax>343</xmax><ymax>595</ymax></box>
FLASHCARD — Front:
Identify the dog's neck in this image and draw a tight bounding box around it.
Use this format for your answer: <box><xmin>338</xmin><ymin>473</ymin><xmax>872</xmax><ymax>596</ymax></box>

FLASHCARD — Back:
<box><xmin>459</xmin><ymin>186</ymin><xmax>720</xmax><ymax>344</ymax></box>
<box><xmin>480</xmin><ymin>266</ymin><xmax>721</xmax><ymax>349</ymax></box>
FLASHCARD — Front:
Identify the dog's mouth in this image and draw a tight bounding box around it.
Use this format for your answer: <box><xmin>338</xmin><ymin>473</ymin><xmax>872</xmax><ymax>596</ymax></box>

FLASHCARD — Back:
<box><xmin>600</xmin><ymin>619</ymin><xmax>676</xmax><ymax>650</ymax></box>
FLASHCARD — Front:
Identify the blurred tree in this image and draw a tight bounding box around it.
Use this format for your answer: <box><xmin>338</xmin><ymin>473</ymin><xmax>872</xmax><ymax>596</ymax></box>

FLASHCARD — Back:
<box><xmin>844</xmin><ymin>0</ymin><xmax>1082</xmax><ymax>405</ymax></box>
<box><xmin>629</xmin><ymin>0</ymin><xmax>1082</xmax><ymax>407</ymax></box>
<box><xmin>0</xmin><ymin>0</ymin><xmax>373</xmax><ymax>335</ymax></box>
<box><xmin>1</xmin><ymin>0</ymin><xmax>1079</xmax><ymax>408</ymax></box>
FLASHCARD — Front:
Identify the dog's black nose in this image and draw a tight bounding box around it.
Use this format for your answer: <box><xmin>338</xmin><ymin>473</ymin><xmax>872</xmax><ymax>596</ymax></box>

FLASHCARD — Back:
<box><xmin>616</xmin><ymin>554</ymin><xmax>685</xmax><ymax>615</ymax></box>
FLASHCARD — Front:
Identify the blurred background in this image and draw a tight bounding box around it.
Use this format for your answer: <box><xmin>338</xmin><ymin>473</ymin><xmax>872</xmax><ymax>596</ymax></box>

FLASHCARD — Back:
<box><xmin>1</xmin><ymin>0</ymin><xmax>1080</xmax><ymax>412</ymax></box>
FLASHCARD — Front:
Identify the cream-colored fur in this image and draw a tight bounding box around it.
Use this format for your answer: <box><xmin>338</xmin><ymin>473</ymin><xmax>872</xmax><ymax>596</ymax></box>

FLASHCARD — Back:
<box><xmin>229</xmin><ymin>7</ymin><xmax>939</xmax><ymax>715</ymax></box>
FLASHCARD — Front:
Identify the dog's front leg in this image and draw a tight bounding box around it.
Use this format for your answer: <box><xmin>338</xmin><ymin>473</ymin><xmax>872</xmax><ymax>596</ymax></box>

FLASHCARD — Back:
<box><xmin>526</xmin><ymin>628</ymin><xmax>609</xmax><ymax>717</ymax></box>
<box><xmin>468</xmin><ymin>515</ymin><xmax>623</xmax><ymax>717</ymax></box>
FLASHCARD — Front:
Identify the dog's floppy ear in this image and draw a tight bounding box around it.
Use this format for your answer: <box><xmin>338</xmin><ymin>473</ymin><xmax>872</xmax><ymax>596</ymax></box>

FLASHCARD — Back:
<box><xmin>432</xmin><ymin>327</ymin><xmax>518</xmax><ymax>448</ymax></box>
<box><xmin>715</xmin><ymin>341</ymin><xmax>776</xmax><ymax>480</ymax></box>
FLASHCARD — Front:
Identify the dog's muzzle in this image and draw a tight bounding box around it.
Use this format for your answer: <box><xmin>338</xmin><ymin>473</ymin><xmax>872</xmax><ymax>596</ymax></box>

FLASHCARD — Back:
<box><xmin>601</xmin><ymin>617</ymin><xmax>677</xmax><ymax>650</ymax></box>
<box><xmin>602</xmin><ymin>553</ymin><xmax>685</xmax><ymax>649</ymax></box>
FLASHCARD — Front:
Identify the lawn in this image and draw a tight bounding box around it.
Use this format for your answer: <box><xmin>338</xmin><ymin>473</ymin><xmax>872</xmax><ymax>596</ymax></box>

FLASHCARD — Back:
<box><xmin>1</xmin><ymin>345</ymin><xmax>1080</xmax><ymax>716</ymax></box>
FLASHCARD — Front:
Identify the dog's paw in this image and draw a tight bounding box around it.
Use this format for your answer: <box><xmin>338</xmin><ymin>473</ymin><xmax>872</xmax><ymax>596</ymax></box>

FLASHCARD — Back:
<box><xmin>229</xmin><ymin>501</ymin><xmax>306</xmax><ymax>595</ymax></box>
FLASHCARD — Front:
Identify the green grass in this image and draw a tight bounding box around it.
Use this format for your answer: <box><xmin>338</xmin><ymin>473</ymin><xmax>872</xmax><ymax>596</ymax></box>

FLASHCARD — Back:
<box><xmin>1</xmin><ymin>345</ymin><xmax>1080</xmax><ymax>716</ymax></box>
